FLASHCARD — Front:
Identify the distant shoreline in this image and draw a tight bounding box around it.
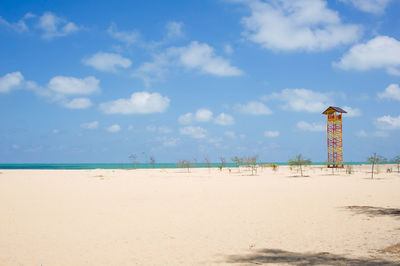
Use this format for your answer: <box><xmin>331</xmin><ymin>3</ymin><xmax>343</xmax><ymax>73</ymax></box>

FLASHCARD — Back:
<box><xmin>0</xmin><ymin>162</ymin><xmax>383</xmax><ymax>170</ymax></box>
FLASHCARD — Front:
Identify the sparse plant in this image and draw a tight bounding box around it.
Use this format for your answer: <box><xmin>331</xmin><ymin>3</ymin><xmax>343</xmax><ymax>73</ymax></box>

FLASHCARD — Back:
<box><xmin>247</xmin><ymin>155</ymin><xmax>259</xmax><ymax>175</ymax></box>
<box><xmin>392</xmin><ymin>156</ymin><xmax>400</xmax><ymax>173</ymax></box>
<box><xmin>231</xmin><ymin>156</ymin><xmax>242</xmax><ymax>172</ymax></box>
<box><xmin>129</xmin><ymin>154</ymin><xmax>138</xmax><ymax>169</ymax></box>
<box><xmin>387</xmin><ymin>168</ymin><xmax>392</xmax><ymax>173</ymax></box>
<box><xmin>178</xmin><ymin>159</ymin><xmax>192</xmax><ymax>173</ymax></box>
<box><xmin>345</xmin><ymin>164</ymin><xmax>353</xmax><ymax>175</ymax></box>
<box><xmin>204</xmin><ymin>156</ymin><xmax>212</xmax><ymax>172</ymax></box>
<box><xmin>149</xmin><ymin>156</ymin><xmax>156</xmax><ymax>168</ymax></box>
<box><xmin>267</xmin><ymin>163</ymin><xmax>278</xmax><ymax>172</ymax></box>
<box><xmin>219</xmin><ymin>157</ymin><xmax>226</xmax><ymax>171</ymax></box>
<box><xmin>367</xmin><ymin>153</ymin><xmax>387</xmax><ymax>179</ymax></box>
<box><xmin>288</xmin><ymin>154</ymin><xmax>312</xmax><ymax>177</ymax></box>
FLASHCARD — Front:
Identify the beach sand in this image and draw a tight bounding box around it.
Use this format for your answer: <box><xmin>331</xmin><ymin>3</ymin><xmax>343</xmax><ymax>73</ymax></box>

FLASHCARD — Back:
<box><xmin>0</xmin><ymin>165</ymin><xmax>399</xmax><ymax>265</ymax></box>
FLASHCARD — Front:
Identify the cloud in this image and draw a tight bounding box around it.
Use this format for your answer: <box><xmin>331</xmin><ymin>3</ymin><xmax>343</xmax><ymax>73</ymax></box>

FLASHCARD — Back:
<box><xmin>80</xmin><ymin>121</ymin><xmax>99</xmax><ymax>129</ymax></box>
<box><xmin>36</xmin><ymin>12</ymin><xmax>80</xmax><ymax>39</ymax></box>
<box><xmin>334</xmin><ymin>36</ymin><xmax>400</xmax><ymax>75</ymax></box>
<box><xmin>264</xmin><ymin>130</ymin><xmax>280</xmax><ymax>137</ymax></box>
<box><xmin>156</xmin><ymin>136</ymin><xmax>180</xmax><ymax>147</ymax></box>
<box><xmin>107</xmin><ymin>23</ymin><xmax>140</xmax><ymax>45</ymax></box>
<box><xmin>180</xmin><ymin>126</ymin><xmax>207</xmax><ymax>139</ymax></box>
<box><xmin>263</xmin><ymin>88</ymin><xmax>332</xmax><ymax>113</ymax></box>
<box><xmin>52</xmin><ymin>129</ymin><xmax>60</xmax><ymax>134</ymax></box>
<box><xmin>178</xmin><ymin>113</ymin><xmax>194</xmax><ymax>125</ymax></box>
<box><xmin>214</xmin><ymin>113</ymin><xmax>235</xmax><ymax>126</ymax></box>
<box><xmin>378</xmin><ymin>84</ymin><xmax>400</xmax><ymax>101</ymax></box>
<box><xmin>107</xmin><ymin>124</ymin><xmax>121</xmax><ymax>133</ymax></box>
<box><xmin>297</xmin><ymin>121</ymin><xmax>325</xmax><ymax>132</ymax></box>
<box><xmin>224</xmin><ymin>131</ymin><xmax>236</xmax><ymax>138</ymax></box>
<box><xmin>146</xmin><ymin>125</ymin><xmax>172</xmax><ymax>134</ymax></box>
<box><xmin>224</xmin><ymin>44</ymin><xmax>234</xmax><ymax>55</ymax></box>
<box><xmin>0</xmin><ymin>72</ymin><xmax>24</xmax><ymax>93</ymax></box>
<box><xmin>0</xmin><ymin>14</ymin><xmax>30</xmax><ymax>33</ymax></box>
<box><xmin>375</xmin><ymin>114</ymin><xmax>400</xmax><ymax>130</ymax></box>
<box><xmin>165</xmin><ymin>21</ymin><xmax>184</xmax><ymax>40</ymax></box>
<box><xmin>234</xmin><ymin>0</ymin><xmax>361</xmax><ymax>52</ymax></box>
<box><xmin>83</xmin><ymin>52</ymin><xmax>131</xmax><ymax>72</ymax></box>
<box><xmin>178</xmin><ymin>108</ymin><xmax>213</xmax><ymax>124</ymax></box>
<box><xmin>235</xmin><ymin>101</ymin><xmax>272</xmax><ymax>115</ymax></box>
<box><xmin>339</xmin><ymin>0</ymin><xmax>391</xmax><ymax>14</ymax></box>
<box><xmin>133</xmin><ymin>41</ymin><xmax>243</xmax><ymax>85</ymax></box>
<box><xmin>63</xmin><ymin>97</ymin><xmax>93</xmax><ymax>109</ymax></box>
<box><xmin>195</xmin><ymin>108</ymin><xmax>213</xmax><ymax>122</ymax></box>
<box><xmin>342</xmin><ymin>106</ymin><xmax>362</xmax><ymax>117</ymax></box>
<box><xmin>99</xmin><ymin>91</ymin><xmax>170</xmax><ymax>114</ymax></box>
<box><xmin>355</xmin><ymin>130</ymin><xmax>367</xmax><ymax>137</ymax></box>
<box><xmin>48</xmin><ymin>76</ymin><xmax>99</xmax><ymax>95</ymax></box>
<box><xmin>175</xmin><ymin>41</ymin><xmax>243</xmax><ymax>76</ymax></box>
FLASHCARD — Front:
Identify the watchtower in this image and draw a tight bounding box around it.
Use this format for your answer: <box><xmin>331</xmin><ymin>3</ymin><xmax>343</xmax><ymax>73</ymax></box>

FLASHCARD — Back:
<box><xmin>322</xmin><ymin>106</ymin><xmax>347</xmax><ymax>168</ymax></box>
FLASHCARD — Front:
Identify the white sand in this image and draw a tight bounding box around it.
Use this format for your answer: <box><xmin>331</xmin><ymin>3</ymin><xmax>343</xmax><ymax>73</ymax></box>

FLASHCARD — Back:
<box><xmin>0</xmin><ymin>165</ymin><xmax>399</xmax><ymax>265</ymax></box>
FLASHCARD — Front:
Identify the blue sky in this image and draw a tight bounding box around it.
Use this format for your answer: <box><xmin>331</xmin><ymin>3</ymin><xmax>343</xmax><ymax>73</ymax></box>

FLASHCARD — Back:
<box><xmin>0</xmin><ymin>0</ymin><xmax>399</xmax><ymax>163</ymax></box>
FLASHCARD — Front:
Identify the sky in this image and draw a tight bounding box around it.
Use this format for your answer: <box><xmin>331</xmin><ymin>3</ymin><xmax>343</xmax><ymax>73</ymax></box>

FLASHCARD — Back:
<box><xmin>0</xmin><ymin>0</ymin><xmax>399</xmax><ymax>163</ymax></box>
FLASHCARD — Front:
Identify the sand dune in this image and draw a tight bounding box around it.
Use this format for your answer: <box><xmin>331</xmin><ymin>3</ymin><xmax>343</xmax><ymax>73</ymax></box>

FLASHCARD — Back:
<box><xmin>0</xmin><ymin>165</ymin><xmax>399</xmax><ymax>265</ymax></box>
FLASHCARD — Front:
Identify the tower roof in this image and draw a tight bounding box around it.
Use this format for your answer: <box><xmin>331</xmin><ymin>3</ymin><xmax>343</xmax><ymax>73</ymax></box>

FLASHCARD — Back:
<box><xmin>322</xmin><ymin>106</ymin><xmax>347</xmax><ymax>115</ymax></box>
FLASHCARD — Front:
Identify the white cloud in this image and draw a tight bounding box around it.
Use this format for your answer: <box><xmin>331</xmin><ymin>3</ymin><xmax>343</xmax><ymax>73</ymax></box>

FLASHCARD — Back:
<box><xmin>0</xmin><ymin>72</ymin><xmax>24</xmax><ymax>93</ymax></box>
<box><xmin>224</xmin><ymin>44</ymin><xmax>234</xmax><ymax>55</ymax></box>
<box><xmin>373</xmin><ymin>131</ymin><xmax>389</xmax><ymax>137</ymax></box>
<box><xmin>235</xmin><ymin>101</ymin><xmax>272</xmax><ymax>115</ymax></box>
<box><xmin>339</xmin><ymin>0</ymin><xmax>391</xmax><ymax>14</ymax></box>
<box><xmin>355</xmin><ymin>130</ymin><xmax>367</xmax><ymax>137</ymax></box>
<box><xmin>214</xmin><ymin>113</ymin><xmax>235</xmax><ymax>126</ymax></box>
<box><xmin>175</xmin><ymin>41</ymin><xmax>243</xmax><ymax>76</ymax></box>
<box><xmin>0</xmin><ymin>14</ymin><xmax>30</xmax><ymax>33</ymax></box>
<box><xmin>263</xmin><ymin>88</ymin><xmax>332</xmax><ymax>113</ymax></box>
<box><xmin>107</xmin><ymin>124</ymin><xmax>121</xmax><ymax>133</ymax></box>
<box><xmin>297</xmin><ymin>121</ymin><xmax>325</xmax><ymax>132</ymax></box>
<box><xmin>36</xmin><ymin>12</ymin><xmax>80</xmax><ymax>39</ymax></box>
<box><xmin>224</xmin><ymin>131</ymin><xmax>236</xmax><ymax>138</ymax></box>
<box><xmin>157</xmin><ymin>136</ymin><xmax>180</xmax><ymax>147</ymax></box>
<box><xmin>133</xmin><ymin>41</ymin><xmax>243</xmax><ymax>85</ymax></box>
<box><xmin>80</xmin><ymin>121</ymin><xmax>99</xmax><ymax>130</ymax></box>
<box><xmin>146</xmin><ymin>125</ymin><xmax>172</xmax><ymax>134</ymax></box>
<box><xmin>375</xmin><ymin>114</ymin><xmax>400</xmax><ymax>130</ymax></box>
<box><xmin>83</xmin><ymin>52</ymin><xmax>131</xmax><ymax>72</ymax></box>
<box><xmin>195</xmin><ymin>108</ymin><xmax>213</xmax><ymax>122</ymax></box>
<box><xmin>180</xmin><ymin>126</ymin><xmax>207</xmax><ymax>139</ymax></box>
<box><xmin>236</xmin><ymin>0</ymin><xmax>361</xmax><ymax>52</ymax></box>
<box><xmin>52</xmin><ymin>129</ymin><xmax>60</xmax><ymax>134</ymax></box>
<box><xmin>158</xmin><ymin>126</ymin><xmax>172</xmax><ymax>134</ymax></box>
<box><xmin>264</xmin><ymin>130</ymin><xmax>280</xmax><ymax>137</ymax></box>
<box><xmin>378</xmin><ymin>84</ymin><xmax>400</xmax><ymax>101</ymax></box>
<box><xmin>178</xmin><ymin>108</ymin><xmax>213</xmax><ymax>124</ymax></box>
<box><xmin>165</xmin><ymin>21</ymin><xmax>184</xmax><ymax>40</ymax></box>
<box><xmin>99</xmin><ymin>91</ymin><xmax>170</xmax><ymax>114</ymax></box>
<box><xmin>48</xmin><ymin>76</ymin><xmax>99</xmax><ymax>95</ymax></box>
<box><xmin>342</xmin><ymin>106</ymin><xmax>362</xmax><ymax>117</ymax></box>
<box><xmin>178</xmin><ymin>113</ymin><xmax>194</xmax><ymax>125</ymax></box>
<box><xmin>107</xmin><ymin>23</ymin><xmax>140</xmax><ymax>45</ymax></box>
<box><xmin>63</xmin><ymin>97</ymin><xmax>93</xmax><ymax>109</ymax></box>
<box><xmin>334</xmin><ymin>36</ymin><xmax>400</xmax><ymax>75</ymax></box>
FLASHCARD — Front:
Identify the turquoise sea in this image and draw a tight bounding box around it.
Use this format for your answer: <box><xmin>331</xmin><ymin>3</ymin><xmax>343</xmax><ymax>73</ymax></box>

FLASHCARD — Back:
<box><xmin>0</xmin><ymin>162</ymin><xmax>367</xmax><ymax>170</ymax></box>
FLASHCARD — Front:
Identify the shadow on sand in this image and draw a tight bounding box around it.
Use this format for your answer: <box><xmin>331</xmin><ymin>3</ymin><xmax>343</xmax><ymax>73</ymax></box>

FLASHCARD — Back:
<box><xmin>225</xmin><ymin>248</ymin><xmax>399</xmax><ymax>265</ymax></box>
<box><xmin>345</xmin><ymin>206</ymin><xmax>400</xmax><ymax>218</ymax></box>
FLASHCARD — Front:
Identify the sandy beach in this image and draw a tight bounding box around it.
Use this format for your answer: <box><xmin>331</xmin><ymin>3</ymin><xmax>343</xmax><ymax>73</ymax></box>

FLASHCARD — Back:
<box><xmin>0</xmin><ymin>165</ymin><xmax>399</xmax><ymax>265</ymax></box>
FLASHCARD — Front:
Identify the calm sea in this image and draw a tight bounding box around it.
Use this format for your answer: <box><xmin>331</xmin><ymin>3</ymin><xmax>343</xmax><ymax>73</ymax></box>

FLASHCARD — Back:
<box><xmin>0</xmin><ymin>162</ymin><xmax>366</xmax><ymax>170</ymax></box>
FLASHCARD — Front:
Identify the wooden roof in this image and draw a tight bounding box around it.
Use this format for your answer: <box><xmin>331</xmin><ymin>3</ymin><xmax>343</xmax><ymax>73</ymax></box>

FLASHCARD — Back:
<box><xmin>322</xmin><ymin>106</ymin><xmax>347</xmax><ymax>115</ymax></box>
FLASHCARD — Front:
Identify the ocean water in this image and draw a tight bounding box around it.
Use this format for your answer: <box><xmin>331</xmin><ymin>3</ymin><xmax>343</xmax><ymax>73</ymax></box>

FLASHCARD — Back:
<box><xmin>0</xmin><ymin>162</ymin><xmax>367</xmax><ymax>170</ymax></box>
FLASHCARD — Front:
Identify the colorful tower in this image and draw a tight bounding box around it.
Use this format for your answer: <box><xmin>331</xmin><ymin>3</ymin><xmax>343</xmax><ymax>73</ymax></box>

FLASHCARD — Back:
<box><xmin>322</xmin><ymin>107</ymin><xmax>347</xmax><ymax>168</ymax></box>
